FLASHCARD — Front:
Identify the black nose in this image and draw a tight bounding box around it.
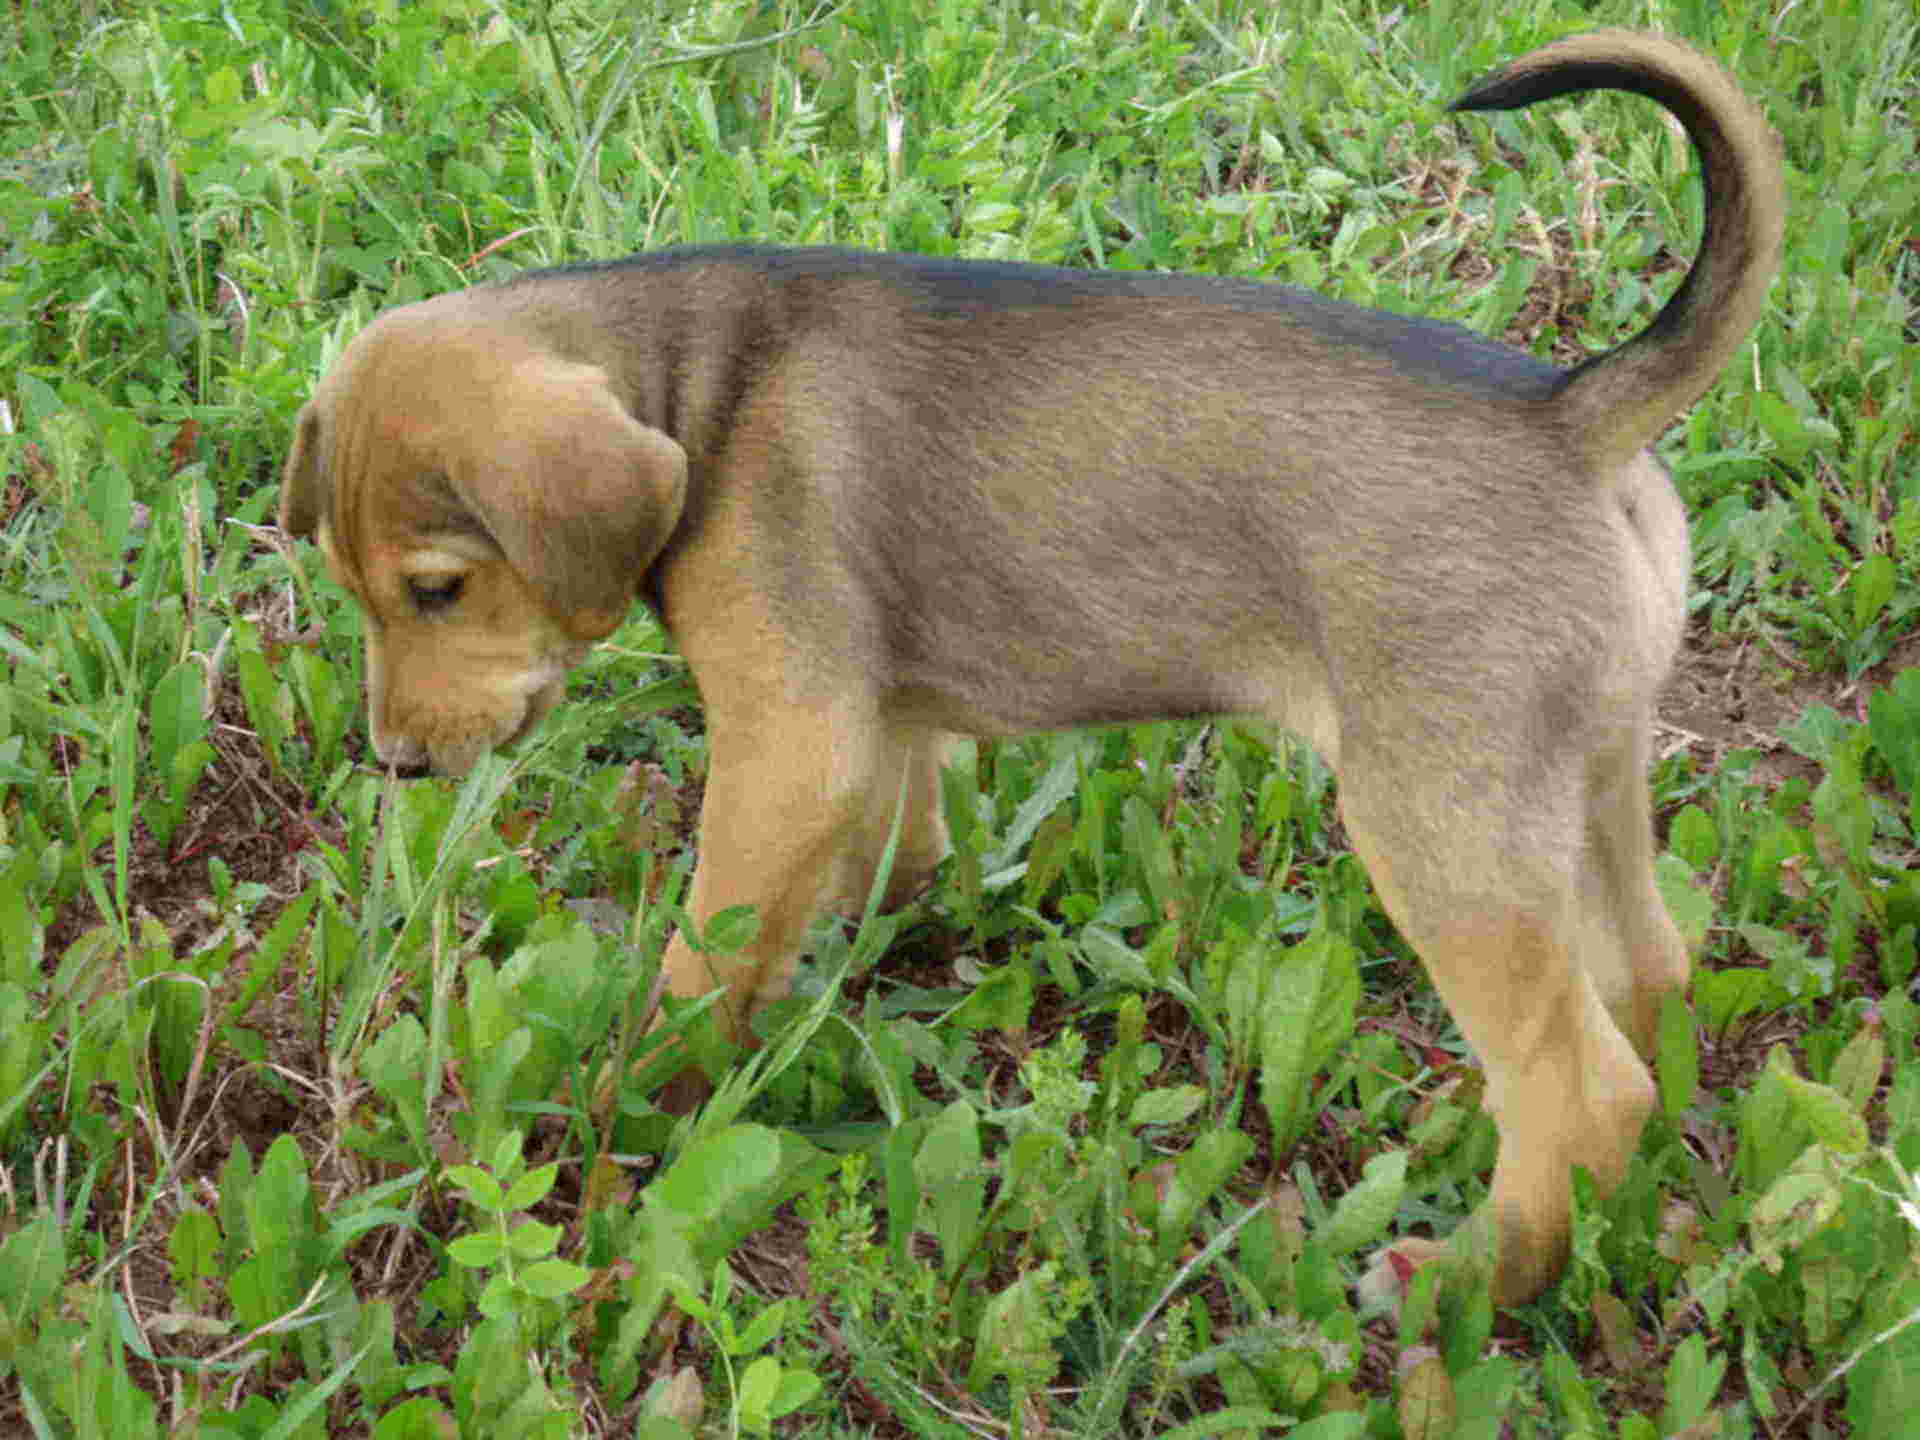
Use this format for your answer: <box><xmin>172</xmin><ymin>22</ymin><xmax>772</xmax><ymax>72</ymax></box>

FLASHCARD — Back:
<box><xmin>387</xmin><ymin>757</ymin><xmax>432</xmax><ymax>780</ymax></box>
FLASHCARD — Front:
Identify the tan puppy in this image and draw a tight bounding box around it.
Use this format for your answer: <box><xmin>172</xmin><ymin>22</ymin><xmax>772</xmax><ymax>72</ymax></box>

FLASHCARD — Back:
<box><xmin>280</xmin><ymin>30</ymin><xmax>1784</xmax><ymax>1306</ymax></box>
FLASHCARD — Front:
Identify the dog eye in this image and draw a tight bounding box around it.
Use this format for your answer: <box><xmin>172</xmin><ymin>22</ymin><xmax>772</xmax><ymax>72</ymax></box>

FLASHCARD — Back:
<box><xmin>407</xmin><ymin>575</ymin><xmax>465</xmax><ymax>614</ymax></box>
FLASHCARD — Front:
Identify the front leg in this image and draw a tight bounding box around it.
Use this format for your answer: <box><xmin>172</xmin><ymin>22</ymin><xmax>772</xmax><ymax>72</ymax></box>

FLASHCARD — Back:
<box><xmin>661</xmin><ymin>694</ymin><xmax>886</xmax><ymax>1046</ymax></box>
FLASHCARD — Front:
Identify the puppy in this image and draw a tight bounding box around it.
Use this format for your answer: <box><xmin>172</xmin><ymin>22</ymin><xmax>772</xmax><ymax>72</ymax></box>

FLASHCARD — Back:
<box><xmin>279</xmin><ymin>30</ymin><xmax>1784</xmax><ymax>1306</ymax></box>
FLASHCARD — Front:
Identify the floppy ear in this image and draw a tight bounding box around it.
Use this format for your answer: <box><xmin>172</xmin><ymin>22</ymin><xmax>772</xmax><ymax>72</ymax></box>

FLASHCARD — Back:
<box><xmin>279</xmin><ymin>403</ymin><xmax>326</xmax><ymax>539</ymax></box>
<box><xmin>453</xmin><ymin>358</ymin><xmax>689</xmax><ymax>638</ymax></box>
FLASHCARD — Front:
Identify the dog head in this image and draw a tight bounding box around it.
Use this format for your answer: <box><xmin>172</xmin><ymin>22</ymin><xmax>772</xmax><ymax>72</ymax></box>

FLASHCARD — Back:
<box><xmin>280</xmin><ymin>295</ymin><xmax>688</xmax><ymax>774</ymax></box>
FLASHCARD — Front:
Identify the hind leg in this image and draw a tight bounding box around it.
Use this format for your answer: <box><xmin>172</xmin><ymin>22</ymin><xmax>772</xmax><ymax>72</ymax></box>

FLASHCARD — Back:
<box><xmin>1339</xmin><ymin>758</ymin><xmax>1659</xmax><ymax>1307</ymax></box>
<box><xmin>1576</xmin><ymin>721</ymin><xmax>1691</xmax><ymax>1058</ymax></box>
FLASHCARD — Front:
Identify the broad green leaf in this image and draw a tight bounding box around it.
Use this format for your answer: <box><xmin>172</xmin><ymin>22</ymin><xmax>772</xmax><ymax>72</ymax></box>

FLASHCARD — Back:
<box><xmin>1122</xmin><ymin>796</ymin><xmax>1179</xmax><ymax>921</ymax></box>
<box><xmin>964</xmin><ymin>200</ymin><xmax>1021</xmax><ymax>232</ymax></box>
<box><xmin>454</xmin><ymin>1313</ymin><xmax>540</xmax><ymax>1430</ymax></box>
<box><xmin>1752</xmin><ymin>391</ymin><xmax>1813</xmax><ymax>462</ymax></box>
<box><xmin>504</xmin><ymin>1163</ymin><xmax>560</xmax><ymax>1213</ymax></box>
<box><xmin>167</xmin><ymin>1208</ymin><xmax>221</xmax><ymax>1308</ymax></box>
<box><xmin>147</xmin><ymin>660</ymin><xmax>207</xmax><ymax>777</ymax></box>
<box><xmin>1847</xmin><ymin>1279</ymin><xmax>1920</xmax><ymax>1436</ymax></box>
<box><xmin>884</xmin><ymin>1122</ymin><xmax>921</xmax><ymax>1269</ymax></box>
<box><xmin>1738</xmin><ymin>1049</ymin><xmax>1806</xmax><ymax>1189</ymax></box>
<box><xmin>1022</xmin><ymin>808</ymin><xmax>1077</xmax><ymax>908</ymax></box>
<box><xmin>1660</xmin><ymin>1332</ymin><xmax>1727</xmax><ymax>1436</ymax></box>
<box><xmin>466</xmin><ymin>1027</ymin><xmax>534</xmax><ymax>1164</ymax></box>
<box><xmin>1738</xmin><ymin>815</ymin><xmax>1807</xmax><ymax>917</ymax></box>
<box><xmin>445</xmin><ymin>1165</ymin><xmax>505</xmax><ymax>1212</ymax></box>
<box><xmin>1780</xmin><ymin>704</ymin><xmax>1852</xmax><ymax>766</ymax></box>
<box><xmin>1666</xmin><ymin>805</ymin><xmax>1717</xmax><ymax>870</ymax></box>
<box><xmin>1829</xmin><ymin>1020</ymin><xmax>1886</xmax><ymax>1115</ymax></box>
<box><xmin>1868</xmin><ymin>668</ymin><xmax>1920</xmax><ymax>803</ymax></box>
<box><xmin>769</xmin><ymin>1366</ymin><xmax>822</xmax><ymax>1420</ymax></box>
<box><xmin>1850</xmin><ymin>553</ymin><xmax>1896</xmax><ymax>633</ymax></box>
<box><xmin>968</xmin><ymin>1264</ymin><xmax>1067</xmax><ymax>1392</ymax></box>
<box><xmin>250</xmin><ymin>1134</ymin><xmax>317</xmax><ymax>1274</ymax></box>
<box><xmin>1003</xmin><ymin>1131</ymin><xmax>1067</xmax><ymax>1225</ymax></box>
<box><xmin>997</xmin><ymin>746</ymin><xmax>1081</xmax><ymax>862</ymax></box>
<box><xmin>219</xmin><ymin>1140</ymin><xmax>255</xmax><ymax>1260</ymax></box>
<box><xmin>1741</xmin><ymin>921</ymin><xmax>1830</xmax><ymax>1001</ymax></box>
<box><xmin>227</xmin><ymin>1256</ymin><xmax>279</xmax><ymax>1332</ymax></box>
<box><xmin>1654</xmin><ymin>854</ymin><xmax>1715</xmax><ymax>952</ymax></box>
<box><xmin>1657</xmin><ymin>988</ymin><xmax>1699</xmax><ymax>1122</ymax></box>
<box><xmin>0</xmin><ymin>1213</ymin><xmax>65</xmax><ymax>1319</ymax></box>
<box><xmin>1319</xmin><ymin>1150</ymin><xmax>1407</xmax><ymax>1258</ymax></box>
<box><xmin>1129</xmin><ymin>1084</ymin><xmax>1206</xmax><ymax>1129</ymax></box>
<box><xmin>518</xmin><ymin>1259</ymin><xmax>591</xmax><ymax>1299</ymax></box>
<box><xmin>1782</xmin><ymin>1073</ymin><xmax>1870</xmax><ymax>1153</ymax></box>
<box><xmin>1750</xmin><ymin>1164</ymin><xmax>1844</xmax><ymax>1269</ymax></box>
<box><xmin>1800</xmin><ymin>1256</ymin><xmax>1863</xmax><ymax>1349</ymax></box>
<box><xmin>1158</xmin><ymin>1129</ymin><xmax>1255</xmax><ymax>1260</ymax></box>
<box><xmin>951</xmin><ymin>961</ymin><xmax>1034</xmax><ymax>1033</ymax></box>
<box><xmin>1257</xmin><ymin>928</ymin><xmax>1359</xmax><ymax>1148</ymax></box>
<box><xmin>362</xmin><ymin>1014</ymin><xmax>429</xmax><ymax>1153</ymax></box>
<box><xmin>0</xmin><ymin>863</ymin><xmax>37</xmax><ymax>989</ymax></box>
<box><xmin>372</xmin><ymin>1396</ymin><xmax>459</xmax><ymax>1440</ymax></box>
<box><xmin>650</xmin><ymin>1124</ymin><xmax>782</xmax><ymax>1222</ymax></box>
<box><xmin>326</xmin><ymin>1205</ymin><xmax>423</xmax><ymax>1259</ymax></box>
<box><xmin>476</xmin><ymin>1270</ymin><xmax>517</xmax><ymax>1319</ymax></box>
<box><xmin>695</xmin><ymin>904</ymin><xmax>760</xmax><ymax>955</ymax></box>
<box><xmin>1813</xmin><ymin>757</ymin><xmax>1876</xmax><ymax>878</ymax></box>
<box><xmin>234</xmin><ymin>640</ymin><xmax>287</xmax><ymax>775</ymax></box>
<box><xmin>737</xmin><ymin>1354</ymin><xmax>781</xmax><ymax>1422</ymax></box>
<box><xmin>1541</xmin><ymin>1347</ymin><xmax>1606</xmax><ymax>1433</ymax></box>
<box><xmin>508</xmin><ymin>1220</ymin><xmax>562</xmax><ymax>1259</ymax></box>
<box><xmin>681</xmin><ymin>1128</ymin><xmax>830</xmax><ymax>1272</ymax></box>
<box><xmin>289</xmin><ymin>646</ymin><xmax>349</xmax><ymax>769</ymax></box>
<box><xmin>448</xmin><ymin>1233</ymin><xmax>504</xmax><ymax>1268</ymax></box>
<box><xmin>914</xmin><ymin>1101</ymin><xmax>983</xmax><ymax>1280</ymax></box>
<box><xmin>1693</xmin><ymin>965</ymin><xmax>1784</xmax><ymax>1034</ymax></box>
<box><xmin>733</xmin><ymin>1296</ymin><xmax>792</xmax><ymax>1356</ymax></box>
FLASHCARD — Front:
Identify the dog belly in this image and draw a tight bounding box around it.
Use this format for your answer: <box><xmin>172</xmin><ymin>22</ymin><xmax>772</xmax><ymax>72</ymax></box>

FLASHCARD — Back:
<box><xmin>886</xmin><ymin>632</ymin><xmax>1341</xmax><ymax>761</ymax></box>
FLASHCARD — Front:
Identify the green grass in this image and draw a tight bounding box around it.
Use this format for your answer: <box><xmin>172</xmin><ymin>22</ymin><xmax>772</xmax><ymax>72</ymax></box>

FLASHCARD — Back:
<box><xmin>1</xmin><ymin>0</ymin><xmax>1917</xmax><ymax>1435</ymax></box>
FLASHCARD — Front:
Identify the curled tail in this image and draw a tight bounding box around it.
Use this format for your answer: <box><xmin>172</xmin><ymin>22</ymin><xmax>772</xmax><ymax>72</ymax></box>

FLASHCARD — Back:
<box><xmin>1451</xmin><ymin>30</ymin><xmax>1786</xmax><ymax>469</ymax></box>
